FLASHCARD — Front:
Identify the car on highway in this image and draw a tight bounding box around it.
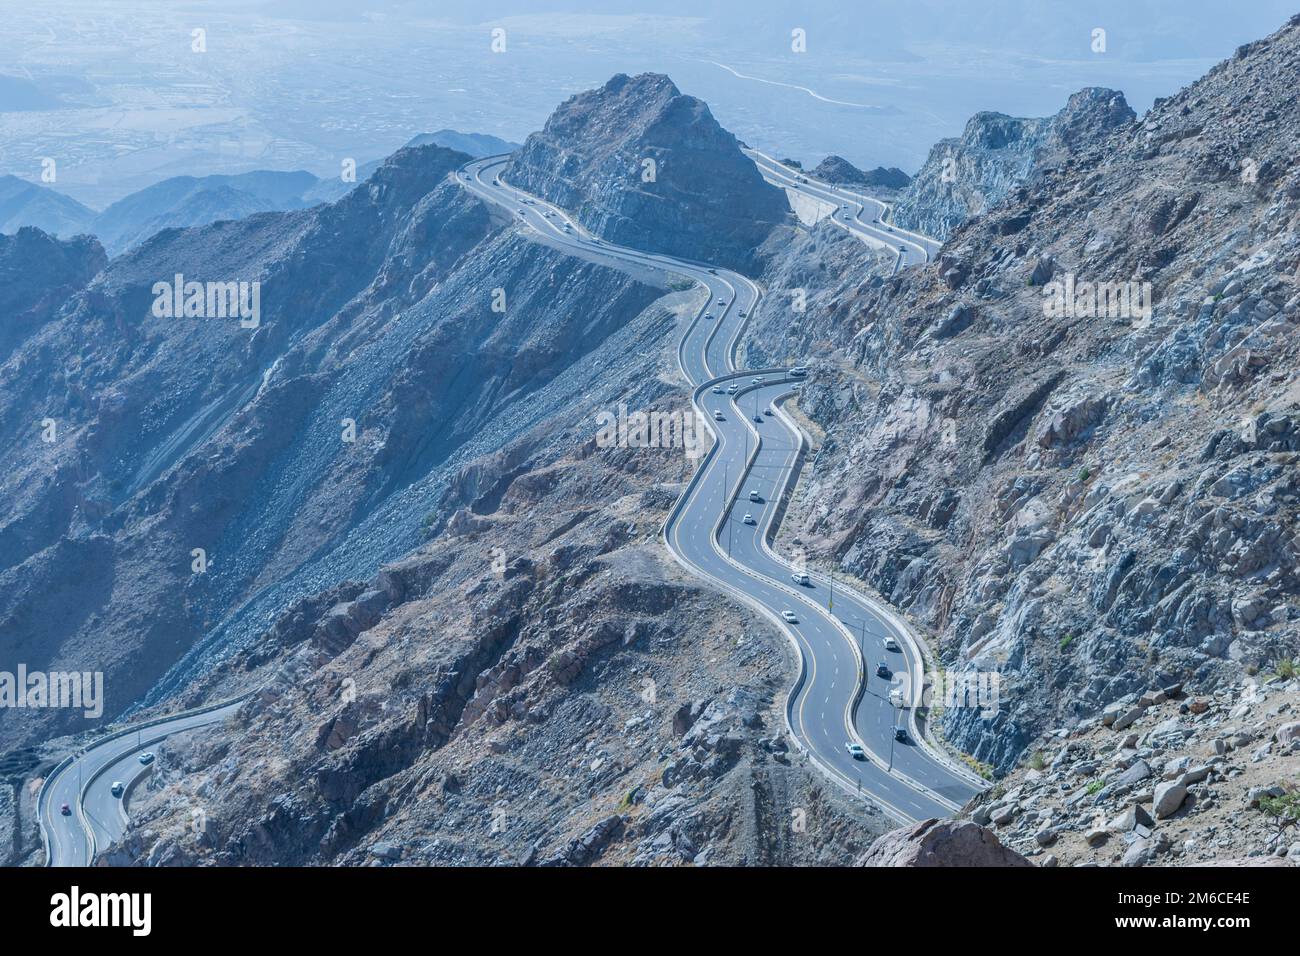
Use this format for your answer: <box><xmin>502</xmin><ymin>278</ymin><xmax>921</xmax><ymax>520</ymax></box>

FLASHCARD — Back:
<box><xmin>727</xmin><ymin>383</ymin><xmax>739</xmax><ymax>394</ymax></box>
<box><xmin>782</xmin><ymin>610</ymin><xmax>798</xmax><ymax>623</ymax></box>
<box><xmin>563</xmin><ymin>224</ymin><xmax>571</xmax><ymax>232</ymax></box>
<box><xmin>750</xmin><ymin>377</ymin><xmax>761</xmax><ymax>385</ymax></box>
<box><xmin>60</xmin><ymin>803</ymin><xmax>71</xmax><ymax>816</ymax></box>
<box><xmin>739</xmin><ymin>310</ymin><xmax>746</xmax><ymax>317</ymax></box>
<box><xmin>883</xmin><ymin>637</ymin><xmax>901</xmax><ymax>652</ymax></box>
<box><xmin>845</xmin><ymin>742</ymin><xmax>867</xmax><ymax>760</ymax></box>
<box><xmin>748</xmin><ymin>490</ymin><xmax>761</xmax><ymax>502</ymax></box>
<box><xmin>138</xmin><ymin>751</ymin><xmax>155</xmax><ymax>765</ymax></box>
<box><xmin>875</xmin><ymin>662</ymin><xmax>890</xmax><ymax>678</ymax></box>
<box><xmin>711</xmin><ymin>385</ymin><xmax>723</xmax><ymax>394</ymax></box>
<box><xmin>899</xmin><ymin>245</ymin><xmax>907</xmax><ymax>252</ymax></box>
<box><xmin>110</xmin><ymin>781</ymin><xmax>125</xmax><ymax>798</ymax></box>
<box><xmin>791</xmin><ymin>571</ymin><xmax>810</xmax><ymax>586</ymax></box>
<box><xmin>743</xmin><ymin>513</ymin><xmax>755</xmax><ymax>525</ymax></box>
<box><xmin>753</xmin><ymin>413</ymin><xmax>763</xmax><ymax>423</ymax></box>
<box><xmin>764</xmin><ymin>407</ymin><xmax>773</xmax><ymax>416</ymax></box>
<box><xmin>789</xmin><ymin>366</ymin><xmax>807</xmax><ymax>377</ymax></box>
<box><xmin>713</xmin><ymin>410</ymin><xmax>724</xmax><ymax>421</ymax></box>
<box><xmin>894</xmin><ymin>727</ymin><xmax>908</xmax><ymax>742</ymax></box>
<box><xmin>719</xmin><ymin>300</ymin><xmax>728</xmax><ymax>306</ymax></box>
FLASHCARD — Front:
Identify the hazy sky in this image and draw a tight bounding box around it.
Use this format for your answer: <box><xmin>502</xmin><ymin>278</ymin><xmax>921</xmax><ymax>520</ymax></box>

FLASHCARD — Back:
<box><xmin>2</xmin><ymin>1</ymin><xmax>1296</xmax><ymax>205</ymax></box>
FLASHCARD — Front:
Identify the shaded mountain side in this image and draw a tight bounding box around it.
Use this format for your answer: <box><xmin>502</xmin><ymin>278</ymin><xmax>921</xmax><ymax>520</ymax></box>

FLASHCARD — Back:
<box><xmin>0</xmin><ymin>228</ymin><xmax>105</xmax><ymax>363</ymax></box>
<box><xmin>894</xmin><ymin>87</ymin><xmax>1135</xmax><ymax>240</ymax></box>
<box><xmin>0</xmin><ymin>142</ymin><xmax>666</xmax><ymax>749</ymax></box>
<box><xmin>90</xmin><ymin>170</ymin><xmax>322</xmax><ymax>256</ymax></box>
<box><xmin>0</xmin><ymin>175</ymin><xmax>96</xmax><ymax>238</ymax></box>
<box><xmin>744</xmin><ymin>14</ymin><xmax>1300</xmax><ymax>775</ymax></box>
<box><xmin>507</xmin><ymin>73</ymin><xmax>789</xmax><ymax>274</ymax></box>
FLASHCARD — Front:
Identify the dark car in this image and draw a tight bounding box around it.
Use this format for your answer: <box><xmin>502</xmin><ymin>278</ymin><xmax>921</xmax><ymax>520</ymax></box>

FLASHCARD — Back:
<box><xmin>60</xmin><ymin>803</ymin><xmax>71</xmax><ymax>816</ymax></box>
<box><xmin>894</xmin><ymin>727</ymin><xmax>908</xmax><ymax>742</ymax></box>
<box><xmin>876</xmin><ymin>662</ymin><xmax>890</xmax><ymax>678</ymax></box>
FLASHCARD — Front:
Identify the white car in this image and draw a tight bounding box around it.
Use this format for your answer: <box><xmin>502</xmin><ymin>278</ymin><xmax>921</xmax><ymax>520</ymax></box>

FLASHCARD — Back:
<box><xmin>713</xmin><ymin>410</ymin><xmax>724</xmax><ymax>421</ymax></box>
<box><xmin>743</xmin><ymin>513</ymin><xmax>755</xmax><ymax>525</ymax></box>
<box><xmin>138</xmin><ymin>751</ymin><xmax>155</xmax><ymax>765</ymax></box>
<box><xmin>791</xmin><ymin>571</ymin><xmax>810</xmax><ymax>586</ymax></box>
<box><xmin>845</xmin><ymin>742</ymin><xmax>867</xmax><ymax>760</ymax></box>
<box><xmin>782</xmin><ymin>610</ymin><xmax>798</xmax><ymax>623</ymax></box>
<box><xmin>748</xmin><ymin>490</ymin><xmax>761</xmax><ymax>502</ymax></box>
<box><xmin>884</xmin><ymin>637</ymin><xmax>901</xmax><ymax>652</ymax></box>
<box><xmin>711</xmin><ymin>385</ymin><xmax>723</xmax><ymax>394</ymax></box>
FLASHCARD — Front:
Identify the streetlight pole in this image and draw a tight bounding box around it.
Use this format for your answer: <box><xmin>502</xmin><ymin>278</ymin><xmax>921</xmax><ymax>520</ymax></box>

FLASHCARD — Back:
<box><xmin>888</xmin><ymin>703</ymin><xmax>898</xmax><ymax>772</ymax></box>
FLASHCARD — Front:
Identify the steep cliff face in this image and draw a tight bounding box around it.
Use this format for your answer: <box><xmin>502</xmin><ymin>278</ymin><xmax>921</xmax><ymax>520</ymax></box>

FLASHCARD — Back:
<box><xmin>894</xmin><ymin>87</ymin><xmax>1135</xmax><ymax>240</ymax></box>
<box><xmin>746</xmin><ymin>16</ymin><xmax>1300</xmax><ymax>775</ymax></box>
<box><xmin>506</xmin><ymin>73</ymin><xmax>789</xmax><ymax>273</ymax></box>
<box><xmin>0</xmin><ymin>143</ymin><xmax>667</xmax><ymax>749</ymax></box>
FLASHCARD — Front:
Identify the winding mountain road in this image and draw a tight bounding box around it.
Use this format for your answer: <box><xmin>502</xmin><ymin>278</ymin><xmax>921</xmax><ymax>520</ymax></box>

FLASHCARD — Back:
<box><xmin>745</xmin><ymin>147</ymin><xmax>941</xmax><ymax>270</ymax></box>
<box><xmin>461</xmin><ymin>154</ymin><xmax>984</xmax><ymax>821</ymax></box>
<box><xmin>39</xmin><ymin>150</ymin><xmax>982</xmax><ymax>865</ymax></box>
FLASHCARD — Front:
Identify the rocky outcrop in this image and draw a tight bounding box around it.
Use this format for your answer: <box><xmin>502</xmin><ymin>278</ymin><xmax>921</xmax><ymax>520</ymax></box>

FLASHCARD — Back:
<box><xmin>506</xmin><ymin>73</ymin><xmax>788</xmax><ymax>273</ymax></box>
<box><xmin>894</xmin><ymin>87</ymin><xmax>1135</xmax><ymax>239</ymax></box>
<box><xmin>858</xmin><ymin>819</ymin><xmax>1031</xmax><ymax>866</ymax></box>
<box><xmin>811</xmin><ymin>155</ymin><xmax>911</xmax><ymax>190</ymax></box>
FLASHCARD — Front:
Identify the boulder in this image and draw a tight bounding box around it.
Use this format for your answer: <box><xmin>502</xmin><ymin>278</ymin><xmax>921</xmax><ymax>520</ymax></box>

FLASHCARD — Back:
<box><xmin>1153</xmin><ymin>781</ymin><xmax>1188</xmax><ymax>819</ymax></box>
<box><xmin>858</xmin><ymin>820</ymin><xmax>1032</xmax><ymax>867</ymax></box>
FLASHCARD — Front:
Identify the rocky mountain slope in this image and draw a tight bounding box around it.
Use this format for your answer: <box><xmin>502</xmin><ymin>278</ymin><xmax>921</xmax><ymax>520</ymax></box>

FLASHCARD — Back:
<box><xmin>967</xmin><ymin>674</ymin><xmax>1300</xmax><ymax>866</ymax></box>
<box><xmin>0</xmin><ymin>141</ymin><xmax>671</xmax><ymax>752</ymax></box>
<box><xmin>507</xmin><ymin>73</ymin><xmax>789</xmax><ymax>274</ymax></box>
<box><xmin>893</xmin><ymin>87</ymin><xmax>1136</xmax><ymax>239</ymax></box>
<box><xmin>742</xmin><ymin>13</ymin><xmax>1300</xmax><ymax>794</ymax></box>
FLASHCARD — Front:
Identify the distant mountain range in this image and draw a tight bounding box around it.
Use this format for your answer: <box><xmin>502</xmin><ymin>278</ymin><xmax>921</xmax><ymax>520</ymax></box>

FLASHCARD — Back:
<box><xmin>0</xmin><ymin>129</ymin><xmax>520</xmax><ymax>256</ymax></box>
